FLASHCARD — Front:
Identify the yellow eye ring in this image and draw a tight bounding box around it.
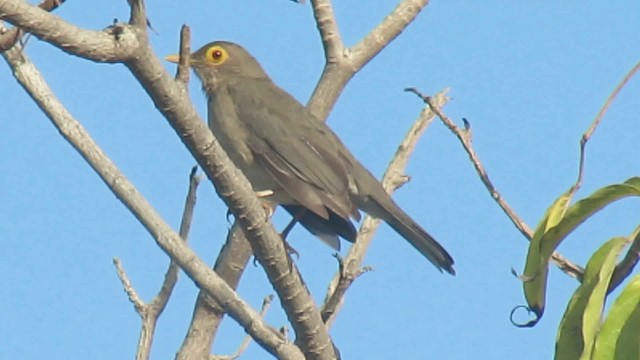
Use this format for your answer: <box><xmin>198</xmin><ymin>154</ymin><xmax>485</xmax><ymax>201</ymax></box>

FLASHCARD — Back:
<box><xmin>205</xmin><ymin>45</ymin><xmax>229</xmax><ymax>65</ymax></box>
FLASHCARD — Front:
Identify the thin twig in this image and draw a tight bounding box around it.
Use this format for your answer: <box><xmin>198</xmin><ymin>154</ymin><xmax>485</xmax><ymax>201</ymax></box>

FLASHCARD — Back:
<box><xmin>593</xmin><ymin>62</ymin><xmax>640</xmax><ymax>292</ymax></box>
<box><xmin>307</xmin><ymin>0</ymin><xmax>430</xmax><ymax>121</ymax></box>
<box><xmin>150</xmin><ymin>167</ymin><xmax>202</xmax><ymax>312</ymax></box>
<box><xmin>321</xmin><ymin>254</ymin><xmax>372</xmax><ymax>324</ymax></box>
<box><xmin>125</xmin><ymin>22</ymin><xmax>332</xmax><ymax>359</ymax></box>
<box><xmin>405</xmin><ymin>87</ymin><xmax>585</xmax><ymax>280</ymax></box>
<box><xmin>176</xmin><ymin>223</ymin><xmax>254</xmax><ymax>359</ymax></box>
<box><xmin>320</xmin><ymin>90</ymin><xmax>448</xmax><ymax>326</ymax></box>
<box><xmin>309</xmin><ymin>0</ymin><xmax>343</xmax><ymax>63</ymax></box>
<box><xmin>175</xmin><ymin>25</ymin><xmax>191</xmax><ymax>84</ymax></box>
<box><xmin>0</xmin><ymin>0</ymin><xmax>65</xmax><ymax>51</ymax></box>
<box><xmin>405</xmin><ymin>87</ymin><xmax>533</xmax><ymax>239</ymax></box>
<box><xmin>583</xmin><ymin>61</ymin><xmax>640</xmax><ymax>147</ymax></box>
<box><xmin>113</xmin><ymin>258</ymin><xmax>145</xmax><ymax>313</ymax></box>
<box><xmin>210</xmin><ymin>295</ymin><xmax>276</xmax><ymax>360</ymax></box>
<box><xmin>1</xmin><ymin>39</ymin><xmax>303</xmax><ymax>360</ymax></box>
<box><xmin>0</xmin><ymin>0</ymin><xmax>138</xmax><ymax>61</ymax></box>
<box><xmin>351</xmin><ymin>0</ymin><xmax>430</xmax><ymax>72</ymax></box>
<box><xmin>572</xmin><ymin>61</ymin><xmax>640</xmax><ymax>199</ymax></box>
<box><xmin>553</xmin><ymin>62</ymin><xmax>640</xmax><ymax>282</ymax></box>
<box><xmin>127</xmin><ymin>0</ymin><xmax>146</xmax><ymax>28</ymax></box>
<box><xmin>113</xmin><ymin>167</ymin><xmax>202</xmax><ymax>360</ymax></box>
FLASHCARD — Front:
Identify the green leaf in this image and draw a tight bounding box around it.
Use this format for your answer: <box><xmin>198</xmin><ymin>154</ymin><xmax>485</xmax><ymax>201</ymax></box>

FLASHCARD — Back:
<box><xmin>555</xmin><ymin>237</ymin><xmax>628</xmax><ymax>360</ymax></box>
<box><xmin>521</xmin><ymin>190</ymin><xmax>573</xmax><ymax>323</ymax></box>
<box><xmin>540</xmin><ymin>178</ymin><xmax>640</xmax><ymax>260</ymax></box>
<box><xmin>592</xmin><ymin>274</ymin><xmax>640</xmax><ymax>360</ymax></box>
<box><xmin>520</xmin><ymin>177</ymin><xmax>640</xmax><ymax>325</ymax></box>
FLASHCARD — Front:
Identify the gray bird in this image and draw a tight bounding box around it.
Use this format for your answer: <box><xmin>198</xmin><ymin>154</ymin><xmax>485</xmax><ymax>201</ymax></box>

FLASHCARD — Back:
<box><xmin>166</xmin><ymin>41</ymin><xmax>455</xmax><ymax>275</ymax></box>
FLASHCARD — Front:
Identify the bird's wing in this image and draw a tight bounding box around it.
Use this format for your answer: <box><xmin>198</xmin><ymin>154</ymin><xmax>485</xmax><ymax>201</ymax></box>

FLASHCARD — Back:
<box><xmin>229</xmin><ymin>79</ymin><xmax>359</xmax><ymax>221</ymax></box>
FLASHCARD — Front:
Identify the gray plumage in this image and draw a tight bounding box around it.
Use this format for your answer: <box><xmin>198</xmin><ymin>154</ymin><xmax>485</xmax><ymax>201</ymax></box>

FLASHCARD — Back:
<box><xmin>170</xmin><ymin>41</ymin><xmax>455</xmax><ymax>275</ymax></box>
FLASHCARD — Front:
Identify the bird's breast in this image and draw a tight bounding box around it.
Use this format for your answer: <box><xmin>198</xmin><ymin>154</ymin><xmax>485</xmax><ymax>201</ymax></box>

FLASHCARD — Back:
<box><xmin>207</xmin><ymin>89</ymin><xmax>284</xmax><ymax>196</ymax></box>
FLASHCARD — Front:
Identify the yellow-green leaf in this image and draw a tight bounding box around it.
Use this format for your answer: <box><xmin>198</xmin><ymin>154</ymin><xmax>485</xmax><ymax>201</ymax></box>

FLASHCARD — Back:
<box><xmin>555</xmin><ymin>237</ymin><xmax>628</xmax><ymax>360</ymax></box>
<box><xmin>521</xmin><ymin>190</ymin><xmax>573</xmax><ymax>323</ymax></box>
<box><xmin>593</xmin><ymin>274</ymin><xmax>640</xmax><ymax>360</ymax></box>
<box><xmin>520</xmin><ymin>177</ymin><xmax>640</xmax><ymax>325</ymax></box>
<box><xmin>540</xmin><ymin>178</ymin><xmax>640</xmax><ymax>260</ymax></box>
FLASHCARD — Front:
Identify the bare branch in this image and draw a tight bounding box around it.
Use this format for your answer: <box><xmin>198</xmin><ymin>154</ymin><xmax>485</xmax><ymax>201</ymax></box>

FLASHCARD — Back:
<box><xmin>308</xmin><ymin>0</ymin><xmax>430</xmax><ymax>120</ymax></box>
<box><xmin>570</xmin><ymin>61</ymin><xmax>640</xmax><ymax>209</ymax></box>
<box><xmin>3</xmin><ymin>1</ymin><xmax>331</xmax><ymax>353</ymax></box>
<box><xmin>0</xmin><ymin>0</ymin><xmax>65</xmax><ymax>51</ymax></box>
<box><xmin>113</xmin><ymin>258</ymin><xmax>146</xmax><ymax>314</ymax></box>
<box><xmin>159</xmin><ymin>30</ymin><xmax>334</xmax><ymax>359</ymax></box>
<box><xmin>177</xmin><ymin>224</ymin><xmax>253</xmax><ymax>359</ymax></box>
<box><xmin>150</xmin><ymin>167</ymin><xmax>202</xmax><ymax>312</ymax></box>
<box><xmin>321</xmin><ymin>90</ymin><xmax>448</xmax><ymax>325</ymax></box>
<box><xmin>309</xmin><ymin>0</ymin><xmax>343</xmax><ymax>62</ymax></box>
<box><xmin>351</xmin><ymin>0</ymin><xmax>429</xmax><ymax>72</ymax></box>
<box><xmin>405</xmin><ymin>88</ymin><xmax>585</xmax><ymax>280</ymax></box>
<box><xmin>128</xmin><ymin>0</ymin><xmax>147</xmax><ymax>28</ymax></box>
<box><xmin>583</xmin><ymin>61</ymin><xmax>640</xmax><ymax>148</ymax></box>
<box><xmin>1</xmin><ymin>43</ymin><xmax>304</xmax><ymax>360</ymax></box>
<box><xmin>0</xmin><ymin>2</ymin><xmax>332</xmax><ymax>354</ymax></box>
<box><xmin>321</xmin><ymin>254</ymin><xmax>372</xmax><ymax>325</ymax></box>
<box><xmin>0</xmin><ymin>0</ymin><xmax>137</xmax><ymax>61</ymax></box>
<box><xmin>307</xmin><ymin>65</ymin><xmax>352</xmax><ymax>121</ymax></box>
<box><xmin>113</xmin><ymin>258</ymin><xmax>160</xmax><ymax>360</ymax></box>
<box><xmin>175</xmin><ymin>25</ymin><xmax>191</xmax><ymax>84</ymax></box>
<box><xmin>211</xmin><ymin>295</ymin><xmax>276</xmax><ymax>360</ymax></box>
<box><xmin>406</xmin><ymin>87</ymin><xmax>533</xmax><ymax>239</ymax></box>
<box><xmin>1</xmin><ymin>1</ymin><xmax>440</xmax><ymax>357</ymax></box>
<box><xmin>125</xmin><ymin>168</ymin><xmax>202</xmax><ymax>360</ymax></box>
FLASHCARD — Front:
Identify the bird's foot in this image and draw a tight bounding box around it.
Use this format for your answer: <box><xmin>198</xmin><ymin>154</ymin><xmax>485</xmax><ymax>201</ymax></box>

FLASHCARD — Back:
<box><xmin>282</xmin><ymin>238</ymin><xmax>300</xmax><ymax>260</ymax></box>
<box><xmin>255</xmin><ymin>189</ymin><xmax>274</xmax><ymax>198</ymax></box>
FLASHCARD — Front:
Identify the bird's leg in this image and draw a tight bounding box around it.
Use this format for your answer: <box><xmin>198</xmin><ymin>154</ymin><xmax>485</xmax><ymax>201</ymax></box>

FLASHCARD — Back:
<box><xmin>225</xmin><ymin>190</ymin><xmax>275</xmax><ymax>222</ymax></box>
<box><xmin>254</xmin><ymin>190</ymin><xmax>302</xmax><ymax>259</ymax></box>
<box><xmin>255</xmin><ymin>189</ymin><xmax>275</xmax><ymax>198</ymax></box>
<box><xmin>278</xmin><ymin>207</ymin><xmax>308</xmax><ymax>259</ymax></box>
<box><xmin>251</xmin><ymin>205</ymin><xmax>301</xmax><ymax>267</ymax></box>
<box><xmin>280</xmin><ymin>208</ymin><xmax>303</xmax><ymax>240</ymax></box>
<box><xmin>250</xmin><ymin>190</ymin><xmax>279</xmax><ymax>267</ymax></box>
<box><xmin>255</xmin><ymin>189</ymin><xmax>276</xmax><ymax>218</ymax></box>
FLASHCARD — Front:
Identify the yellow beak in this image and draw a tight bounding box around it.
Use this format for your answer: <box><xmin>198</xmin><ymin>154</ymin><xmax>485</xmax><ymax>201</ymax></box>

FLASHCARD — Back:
<box><xmin>165</xmin><ymin>54</ymin><xmax>181</xmax><ymax>64</ymax></box>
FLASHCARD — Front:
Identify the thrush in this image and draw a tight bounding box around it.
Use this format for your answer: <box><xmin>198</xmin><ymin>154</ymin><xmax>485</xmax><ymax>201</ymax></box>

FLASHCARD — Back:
<box><xmin>167</xmin><ymin>41</ymin><xmax>455</xmax><ymax>275</ymax></box>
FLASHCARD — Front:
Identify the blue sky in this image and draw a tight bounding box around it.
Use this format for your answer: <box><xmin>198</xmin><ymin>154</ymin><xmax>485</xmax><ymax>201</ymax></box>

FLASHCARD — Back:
<box><xmin>1</xmin><ymin>1</ymin><xmax>639</xmax><ymax>359</ymax></box>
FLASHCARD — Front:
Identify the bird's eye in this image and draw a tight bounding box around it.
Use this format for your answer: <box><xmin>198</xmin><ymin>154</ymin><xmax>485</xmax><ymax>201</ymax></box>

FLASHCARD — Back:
<box><xmin>205</xmin><ymin>46</ymin><xmax>228</xmax><ymax>65</ymax></box>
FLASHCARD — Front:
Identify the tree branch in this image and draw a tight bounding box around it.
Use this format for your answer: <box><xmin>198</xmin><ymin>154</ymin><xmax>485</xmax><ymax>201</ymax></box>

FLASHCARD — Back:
<box><xmin>211</xmin><ymin>295</ymin><xmax>276</xmax><ymax>360</ymax></box>
<box><xmin>171</xmin><ymin>28</ymin><xmax>251</xmax><ymax>359</ymax></box>
<box><xmin>0</xmin><ymin>0</ymin><xmax>65</xmax><ymax>51</ymax></box>
<box><xmin>1</xmin><ymin>42</ymin><xmax>305</xmax><ymax>360</ymax></box>
<box><xmin>120</xmin><ymin>167</ymin><xmax>202</xmax><ymax>360</ymax></box>
<box><xmin>321</xmin><ymin>90</ymin><xmax>447</xmax><ymax>325</ymax></box>
<box><xmin>405</xmin><ymin>88</ymin><xmax>585</xmax><ymax>280</ymax></box>
<box><xmin>0</xmin><ymin>0</ymin><xmax>137</xmax><ymax>61</ymax></box>
<box><xmin>351</xmin><ymin>0</ymin><xmax>429</xmax><ymax>72</ymax></box>
<box><xmin>307</xmin><ymin>0</ymin><xmax>429</xmax><ymax>120</ymax></box>
<box><xmin>309</xmin><ymin>0</ymin><xmax>343</xmax><ymax>62</ymax></box>
<box><xmin>2</xmin><ymin>4</ymin><xmax>335</xmax><ymax>357</ymax></box>
<box><xmin>138</xmin><ymin>25</ymin><xmax>334</xmax><ymax>359</ymax></box>
<box><xmin>177</xmin><ymin>222</ymin><xmax>254</xmax><ymax>359</ymax></box>
<box><xmin>2</xmin><ymin>1</ymin><xmax>440</xmax><ymax>357</ymax></box>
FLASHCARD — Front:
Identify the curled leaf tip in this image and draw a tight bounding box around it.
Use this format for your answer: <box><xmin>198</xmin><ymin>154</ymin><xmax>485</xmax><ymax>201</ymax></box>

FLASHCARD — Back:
<box><xmin>510</xmin><ymin>305</ymin><xmax>542</xmax><ymax>328</ymax></box>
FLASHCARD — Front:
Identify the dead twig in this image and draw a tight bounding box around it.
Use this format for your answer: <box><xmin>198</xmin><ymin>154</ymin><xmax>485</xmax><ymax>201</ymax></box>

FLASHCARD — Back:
<box><xmin>405</xmin><ymin>87</ymin><xmax>584</xmax><ymax>280</ymax></box>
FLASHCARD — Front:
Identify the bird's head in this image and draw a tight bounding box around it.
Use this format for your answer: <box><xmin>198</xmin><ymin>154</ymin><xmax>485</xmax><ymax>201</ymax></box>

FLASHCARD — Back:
<box><xmin>166</xmin><ymin>41</ymin><xmax>269</xmax><ymax>91</ymax></box>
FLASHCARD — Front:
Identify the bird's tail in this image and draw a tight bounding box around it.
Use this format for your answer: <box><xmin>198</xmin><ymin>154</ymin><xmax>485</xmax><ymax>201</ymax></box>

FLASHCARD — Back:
<box><xmin>362</xmin><ymin>194</ymin><xmax>455</xmax><ymax>275</ymax></box>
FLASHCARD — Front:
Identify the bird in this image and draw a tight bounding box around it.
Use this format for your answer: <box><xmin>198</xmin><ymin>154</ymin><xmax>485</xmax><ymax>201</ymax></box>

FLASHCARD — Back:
<box><xmin>166</xmin><ymin>41</ymin><xmax>455</xmax><ymax>275</ymax></box>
